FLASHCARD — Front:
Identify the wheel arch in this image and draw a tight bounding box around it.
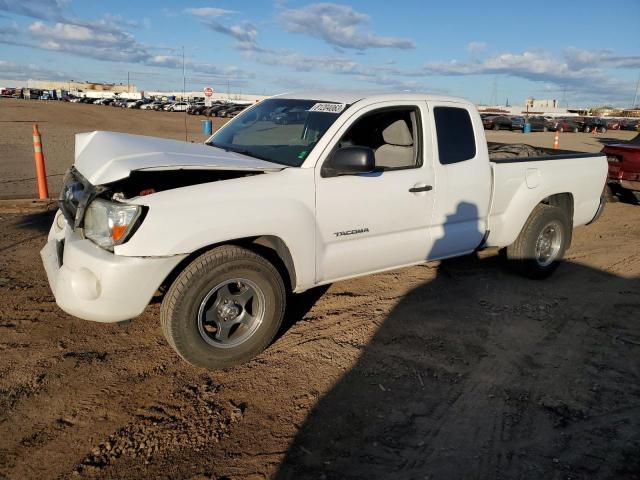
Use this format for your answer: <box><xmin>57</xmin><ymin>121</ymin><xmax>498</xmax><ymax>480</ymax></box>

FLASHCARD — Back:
<box><xmin>487</xmin><ymin>190</ymin><xmax>575</xmax><ymax>248</ymax></box>
<box><xmin>541</xmin><ymin>192</ymin><xmax>574</xmax><ymax>246</ymax></box>
<box><xmin>159</xmin><ymin>235</ymin><xmax>298</xmax><ymax>297</ymax></box>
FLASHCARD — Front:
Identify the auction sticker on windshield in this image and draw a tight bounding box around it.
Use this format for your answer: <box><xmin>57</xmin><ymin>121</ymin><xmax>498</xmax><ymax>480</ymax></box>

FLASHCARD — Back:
<box><xmin>309</xmin><ymin>103</ymin><xmax>346</xmax><ymax>113</ymax></box>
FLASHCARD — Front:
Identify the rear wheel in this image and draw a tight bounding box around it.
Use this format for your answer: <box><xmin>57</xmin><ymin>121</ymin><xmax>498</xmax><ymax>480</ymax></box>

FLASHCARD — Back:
<box><xmin>161</xmin><ymin>245</ymin><xmax>286</xmax><ymax>369</ymax></box>
<box><xmin>604</xmin><ymin>184</ymin><xmax>619</xmax><ymax>203</ymax></box>
<box><xmin>493</xmin><ymin>124</ymin><xmax>500</xmax><ymax>131</ymax></box>
<box><xmin>505</xmin><ymin>204</ymin><xmax>570</xmax><ymax>279</ymax></box>
<box><xmin>558</xmin><ymin>126</ymin><xmax>564</xmax><ymax>133</ymax></box>
<box><xmin>572</xmin><ymin>127</ymin><xmax>579</xmax><ymax>133</ymax></box>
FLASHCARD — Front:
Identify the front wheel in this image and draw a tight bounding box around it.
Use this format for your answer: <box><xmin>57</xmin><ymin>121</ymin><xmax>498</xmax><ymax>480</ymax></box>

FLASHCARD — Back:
<box><xmin>161</xmin><ymin>245</ymin><xmax>286</xmax><ymax>369</ymax></box>
<box><xmin>505</xmin><ymin>204</ymin><xmax>570</xmax><ymax>279</ymax></box>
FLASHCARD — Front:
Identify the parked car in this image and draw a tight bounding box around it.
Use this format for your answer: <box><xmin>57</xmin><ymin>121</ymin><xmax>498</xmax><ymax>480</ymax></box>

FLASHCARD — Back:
<box><xmin>42</xmin><ymin>92</ymin><xmax>608</xmax><ymax>370</ymax></box>
<box><xmin>205</xmin><ymin>104</ymin><xmax>231</xmax><ymax>117</ymax></box>
<box><xmin>510</xmin><ymin>116</ymin><xmax>525</xmax><ymax>131</ymax></box>
<box><xmin>140</xmin><ymin>101</ymin><xmax>162</xmax><ymax>110</ymax></box>
<box><xmin>217</xmin><ymin>104</ymin><xmax>247</xmax><ymax>118</ymax></box>
<box><xmin>583</xmin><ymin>117</ymin><xmax>607</xmax><ymax>134</ymax></box>
<box><xmin>547</xmin><ymin>118</ymin><xmax>581</xmax><ymax>133</ymax></box>
<box><xmin>187</xmin><ymin>103</ymin><xmax>209</xmax><ymax>115</ymax></box>
<box><xmin>604</xmin><ymin>119</ymin><xmax>621</xmax><ymax>130</ymax></box>
<box><xmin>619</xmin><ymin>119</ymin><xmax>640</xmax><ymax>131</ymax></box>
<box><xmin>482</xmin><ymin>115</ymin><xmax>516</xmax><ymax>131</ymax></box>
<box><xmin>603</xmin><ymin>133</ymin><xmax>640</xmax><ymax>202</ymax></box>
<box><xmin>526</xmin><ymin>116</ymin><xmax>552</xmax><ymax>132</ymax></box>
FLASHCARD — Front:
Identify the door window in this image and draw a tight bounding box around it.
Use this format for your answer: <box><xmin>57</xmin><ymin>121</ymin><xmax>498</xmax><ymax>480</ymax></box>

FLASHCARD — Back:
<box><xmin>334</xmin><ymin>107</ymin><xmax>421</xmax><ymax>170</ymax></box>
<box><xmin>433</xmin><ymin>107</ymin><xmax>476</xmax><ymax>165</ymax></box>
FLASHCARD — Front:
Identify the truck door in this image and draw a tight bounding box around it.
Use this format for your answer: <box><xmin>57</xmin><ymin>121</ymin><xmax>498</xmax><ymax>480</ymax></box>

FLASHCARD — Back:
<box><xmin>315</xmin><ymin>101</ymin><xmax>436</xmax><ymax>283</ymax></box>
<box><xmin>426</xmin><ymin>101</ymin><xmax>492</xmax><ymax>259</ymax></box>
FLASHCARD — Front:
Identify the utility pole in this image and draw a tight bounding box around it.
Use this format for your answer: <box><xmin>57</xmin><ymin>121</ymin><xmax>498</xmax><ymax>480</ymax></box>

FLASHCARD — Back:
<box><xmin>633</xmin><ymin>71</ymin><xmax>640</xmax><ymax>109</ymax></box>
<box><xmin>182</xmin><ymin>46</ymin><xmax>186</xmax><ymax>100</ymax></box>
<box><xmin>489</xmin><ymin>76</ymin><xmax>498</xmax><ymax>106</ymax></box>
<box><xmin>127</xmin><ymin>71</ymin><xmax>130</xmax><ymax>93</ymax></box>
<box><xmin>182</xmin><ymin>46</ymin><xmax>187</xmax><ymax>141</ymax></box>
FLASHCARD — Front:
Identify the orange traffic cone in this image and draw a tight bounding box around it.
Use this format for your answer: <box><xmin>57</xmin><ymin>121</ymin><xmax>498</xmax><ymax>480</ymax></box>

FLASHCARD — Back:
<box><xmin>32</xmin><ymin>124</ymin><xmax>49</xmax><ymax>199</ymax></box>
<box><xmin>552</xmin><ymin>130</ymin><xmax>560</xmax><ymax>149</ymax></box>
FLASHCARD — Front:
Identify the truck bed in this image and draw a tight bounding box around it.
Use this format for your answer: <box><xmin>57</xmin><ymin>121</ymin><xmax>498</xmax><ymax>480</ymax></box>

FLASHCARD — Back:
<box><xmin>485</xmin><ymin>143</ymin><xmax>608</xmax><ymax>248</ymax></box>
<box><xmin>488</xmin><ymin>142</ymin><xmax>603</xmax><ymax>163</ymax></box>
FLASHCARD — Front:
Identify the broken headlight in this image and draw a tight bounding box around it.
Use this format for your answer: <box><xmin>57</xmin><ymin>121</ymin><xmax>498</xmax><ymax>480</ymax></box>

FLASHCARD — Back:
<box><xmin>83</xmin><ymin>199</ymin><xmax>142</xmax><ymax>250</ymax></box>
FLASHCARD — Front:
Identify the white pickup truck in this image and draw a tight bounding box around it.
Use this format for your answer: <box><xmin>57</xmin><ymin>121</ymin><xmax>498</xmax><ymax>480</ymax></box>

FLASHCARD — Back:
<box><xmin>41</xmin><ymin>92</ymin><xmax>607</xmax><ymax>369</ymax></box>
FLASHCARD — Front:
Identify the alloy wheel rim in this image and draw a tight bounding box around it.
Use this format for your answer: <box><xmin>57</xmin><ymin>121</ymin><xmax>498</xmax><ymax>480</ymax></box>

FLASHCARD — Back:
<box><xmin>197</xmin><ymin>278</ymin><xmax>265</xmax><ymax>348</ymax></box>
<box><xmin>535</xmin><ymin>221</ymin><xmax>562</xmax><ymax>267</ymax></box>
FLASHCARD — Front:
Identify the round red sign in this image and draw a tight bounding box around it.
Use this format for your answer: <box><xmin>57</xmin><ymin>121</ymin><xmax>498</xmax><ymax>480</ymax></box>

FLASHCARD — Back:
<box><xmin>204</xmin><ymin>87</ymin><xmax>213</xmax><ymax>97</ymax></box>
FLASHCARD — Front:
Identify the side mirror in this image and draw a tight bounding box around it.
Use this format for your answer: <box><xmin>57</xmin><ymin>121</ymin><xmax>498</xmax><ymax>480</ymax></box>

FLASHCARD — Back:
<box><xmin>322</xmin><ymin>146</ymin><xmax>376</xmax><ymax>177</ymax></box>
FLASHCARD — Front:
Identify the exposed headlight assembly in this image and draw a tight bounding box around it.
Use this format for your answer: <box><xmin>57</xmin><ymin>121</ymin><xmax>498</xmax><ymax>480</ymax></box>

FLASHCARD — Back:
<box><xmin>83</xmin><ymin>199</ymin><xmax>142</xmax><ymax>250</ymax></box>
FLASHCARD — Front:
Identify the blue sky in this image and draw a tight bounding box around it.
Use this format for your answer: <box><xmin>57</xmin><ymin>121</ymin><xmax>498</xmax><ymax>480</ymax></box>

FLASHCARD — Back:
<box><xmin>1</xmin><ymin>0</ymin><xmax>639</xmax><ymax>106</ymax></box>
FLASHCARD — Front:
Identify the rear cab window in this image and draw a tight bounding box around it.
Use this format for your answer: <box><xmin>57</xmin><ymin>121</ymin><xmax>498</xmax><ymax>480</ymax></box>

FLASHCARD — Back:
<box><xmin>433</xmin><ymin>107</ymin><xmax>476</xmax><ymax>165</ymax></box>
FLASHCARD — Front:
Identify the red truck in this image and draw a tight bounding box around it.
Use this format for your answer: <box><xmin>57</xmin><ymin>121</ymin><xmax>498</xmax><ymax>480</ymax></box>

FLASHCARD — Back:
<box><xmin>604</xmin><ymin>134</ymin><xmax>640</xmax><ymax>202</ymax></box>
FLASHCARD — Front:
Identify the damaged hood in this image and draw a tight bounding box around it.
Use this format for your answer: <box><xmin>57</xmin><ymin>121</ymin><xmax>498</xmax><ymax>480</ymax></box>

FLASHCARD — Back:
<box><xmin>74</xmin><ymin>131</ymin><xmax>284</xmax><ymax>185</ymax></box>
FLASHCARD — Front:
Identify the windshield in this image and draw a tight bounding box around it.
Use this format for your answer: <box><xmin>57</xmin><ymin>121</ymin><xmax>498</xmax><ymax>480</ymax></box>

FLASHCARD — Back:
<box><xmin>207</xmin><ymin>98</ymin><xmax>349</xmax><ymax>167</ymax></box>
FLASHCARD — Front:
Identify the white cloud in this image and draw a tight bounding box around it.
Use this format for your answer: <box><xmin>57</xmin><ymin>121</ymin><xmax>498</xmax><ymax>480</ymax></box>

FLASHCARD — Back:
<box><xmin>184</xmin><ymin>7</ymin><xmax>258</xmax><ymax>49</ymax></box>
<box><xmin>564</xmin><ymin>47</ymin><xmax>640</xmax><ymax>70</ymax></box>
<box><xmin>0</xmin><ymin>0</ymin><xmax>68</xmax><ymax>21</ymax></box>
<box><xmin>184</xmin><ymin>7</ymin><xmax>235</xmax><ymax>18</ymax></box>
<box><xmin>278</xmin><ymin>3</ymin><xmax>415</xmax><ymax>50</ymax></box>
<box><xmin>422</xmin><ymin>50</ymin><xmax>635</xmax><ymax>101</ymax></box>
<box><xmin>0</xmin><ymin>59</ymin><xmax>68</xmax><ymax>80</ymax></box>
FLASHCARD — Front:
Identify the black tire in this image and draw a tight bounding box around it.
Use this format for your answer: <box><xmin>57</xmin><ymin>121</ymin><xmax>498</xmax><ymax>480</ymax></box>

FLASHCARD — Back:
<box><xmin>572</xmin><ymin>127</ymin><xmax>579</xmax><ymax>133</ymax></box>
<box><xmin>558</xmin><ymin>126</ymin><xmax>564</xmax><ymax>133</ymax></box>
<box><xmin>584</xmin><ymin>126</ymin><xmax>591</xmax><ymax>133</ymax></box>
<box><xmin>161</xmin><ymin>245</ymin><xmax>286</xmax><ymax>369</ymax></box>
<box><xmin>605</xmin><ymin>184</ymin><xmax>619</xmax><ymax>203</ymax></box>
<box><xmin>505</xmin><ymin>204</ymin><xmax>570</xmax><ymax>279</ymax></box>
<box><xmin>493</xmin><ymin>124</ymin><xmax>500</xmax><ymax>131</ymax></box>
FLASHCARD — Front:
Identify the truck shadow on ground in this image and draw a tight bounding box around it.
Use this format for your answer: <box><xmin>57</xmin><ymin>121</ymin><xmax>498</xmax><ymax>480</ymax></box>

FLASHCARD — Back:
<box><xmin>275</xmin><ymin>255</ymin><xmax>640</xmax><ymax>480</ymax></box>
<box><xmin>274</xmin><ymin>198</ymin><xmax>639</xmax><ymax>480</ymax></box>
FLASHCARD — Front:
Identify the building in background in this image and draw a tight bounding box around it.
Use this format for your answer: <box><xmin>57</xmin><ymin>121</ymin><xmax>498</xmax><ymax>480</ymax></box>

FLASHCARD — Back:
<box><xmin>525</xmin><ymin>98</ymin><xmax>558</xmax><ymax>109</ymax></box>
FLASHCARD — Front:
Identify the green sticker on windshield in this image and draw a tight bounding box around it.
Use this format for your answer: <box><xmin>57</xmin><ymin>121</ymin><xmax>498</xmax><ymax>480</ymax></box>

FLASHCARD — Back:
<box><xmin>298</xmin><ymin>150</ymin><xmax>308</xmax><ymax>160</ymax></box>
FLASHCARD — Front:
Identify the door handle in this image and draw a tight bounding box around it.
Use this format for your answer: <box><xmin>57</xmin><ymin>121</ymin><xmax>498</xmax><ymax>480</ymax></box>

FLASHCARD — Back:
<box><xmin>409</xmin><ymin>185</ymin><xmax>433</xmax><ymax>193</ymax></box>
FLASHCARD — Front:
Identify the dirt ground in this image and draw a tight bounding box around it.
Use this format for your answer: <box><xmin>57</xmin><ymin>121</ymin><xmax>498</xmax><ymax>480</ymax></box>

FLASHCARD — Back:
<box><xmin>1</xmin><ymin>100</ymin><xmax>639</xmax><ymax>480</ymax></box>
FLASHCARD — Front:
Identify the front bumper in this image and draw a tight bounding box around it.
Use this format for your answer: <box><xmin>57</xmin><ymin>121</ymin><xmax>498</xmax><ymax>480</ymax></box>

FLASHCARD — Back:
<box><xmin>41</xmin><ymin>210</ymin><xmax>187</xmax><ymax>323</ymax></box>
